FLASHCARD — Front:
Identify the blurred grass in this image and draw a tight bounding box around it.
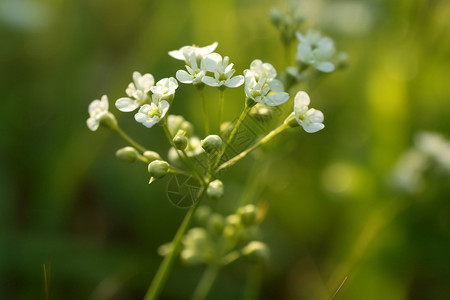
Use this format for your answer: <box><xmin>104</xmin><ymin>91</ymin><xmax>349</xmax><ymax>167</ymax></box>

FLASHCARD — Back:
<box><xmin>1</xmin><ymin>0</ymin><xmax>450</xmax><ymax>299</ymax></box>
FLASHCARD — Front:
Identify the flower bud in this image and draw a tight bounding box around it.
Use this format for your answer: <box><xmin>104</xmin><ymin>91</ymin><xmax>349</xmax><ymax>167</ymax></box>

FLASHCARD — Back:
<box><xmin>220</xmin><ymin>122</ymin><xmax>233</xmax><ymax>137</ymax></box>
<box><xmin>237</xmin><ymin>204</ymin><xmax>257</xmax><ymax>226</ymax></box>
<box><xmin>201</xmin><ymin>135</ymin><xmax>223</xmax><ymax>154</ymax></box>
<box><xmin>143</xmin><ymin>151</ymin><xmax>162</xmax><ymax>162</ymax></box>
<box><xmin>222</xmin><ymin>214</ymin><xmax>241</xmax><ymax>239</ymax></box>
<box><xmin>207</xmin><ymin>213</ymin><xmax>225</xmax><ymax>235</ymax></box>
<box><xmin>270</xmin><ymin>7</ymin><xmax>283</xmax><ymax>26</ymax></box>
<box><xmin>148</xmin><ymin>160</ymin><xmax>169</xmax><ymax>181</ymax></box>
<box><xmin>116</xmin><ymin>146</ymin><xmax>139</xmax><ymax>163</ymax></box>
<box><xmin>207</xmin><ymin>179</ymin><xmax>224</xmax><ymax>200</ymax></box>
<box><xmin>181</xmin><ymin>121</ymin><xmax>194</xmax><ymax>137</ymax></box>
<box><xmin>173</xmin><ymin>130</ymin><xmax>188</xmax><ymax>150</ymax></box>
<box><xmin>195</xmin><ymin>206</ymin><xmax>212</xmax><ymax>225</ymax></box>
<box><xmin>242</xmin><ymin>241</ymin><xmax>270</xmax><ymax>263</ymax></box>
<box><xmin>98</xmin><ymin>112</ymin><xmax>118</xmax><ymax>130</ymax></box>
<box><xmin>284</xmin><ymin>112</ymin><xmax>300</xmax><ymax>128</ymax></box>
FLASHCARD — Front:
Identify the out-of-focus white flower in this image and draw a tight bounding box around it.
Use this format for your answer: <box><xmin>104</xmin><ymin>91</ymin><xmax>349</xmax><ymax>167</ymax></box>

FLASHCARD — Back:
<box><xmin>415</xmin><ymin>131</ymin><xmax>450</xmax><ymax>171</ymax></box>
<box><xmin>244</xmin><ymin>70</ymin><xmax>289</xmax><ymax>106</ymax></box>
<box><xmin>115</xmin><ymin>72</ymin><xmax>154</xmax><ymax>112</ymax></box>
<box><xmin>169</xmin><ymin>42</ymin><xmax>218</xmax><ymax>64</ymax></box>
<box><xmin>201</xmin><ymin>53</ymin><xmax>244</xmax><ymax>88</ymax></box>
<box><xmin>176</xmin><ymin>48</ymin><xmax>207</xmax><ymax>85</ymax></box>
<box><xmin>134</xmin><ymin>100</ymin><xmax>170</xmax><ymax>128</ymax></box>
<box><xmin>87</xmin><ymin>95</ymin><xmax>116</xmax><ymax>131</ymax></box>
<box><xmin>296</xmin><ymin>29</ymin><xmax>336</xmax><ymax>72</ymax></box>
<box><xmin>293</xmin><ymin>91</ymin><xmax>324</xmax><ymax>133</ymax></box>
<box><xmin>150</xmin><ymin>77</ymin><xmax>178</xmax><ymax>101</ymax></box>
<box><xmin>390</xmin><ymin>149</ymin><xmax>428</xmax><ymax>194</ymax></box>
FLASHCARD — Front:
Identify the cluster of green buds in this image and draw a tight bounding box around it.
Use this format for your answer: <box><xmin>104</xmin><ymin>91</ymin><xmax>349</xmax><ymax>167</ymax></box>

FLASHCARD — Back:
<box><xmin>178</xmin><ymin>204</ymin><xmax>269</xmax><ymax>266</ymax></box>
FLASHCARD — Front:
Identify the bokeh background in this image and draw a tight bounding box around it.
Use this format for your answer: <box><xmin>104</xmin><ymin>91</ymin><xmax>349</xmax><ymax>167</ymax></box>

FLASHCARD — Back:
<box><xmin>1</xmin><ymin>0</ymin><xmax>450</xmax><ymax>299</ymax></box>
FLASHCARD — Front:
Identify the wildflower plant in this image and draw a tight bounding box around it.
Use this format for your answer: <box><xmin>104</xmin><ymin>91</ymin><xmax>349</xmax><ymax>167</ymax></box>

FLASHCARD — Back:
<box><xmin>86</xmin><ymin>6</ymin><xmax>345</xmax><ymax>300</ymax></box>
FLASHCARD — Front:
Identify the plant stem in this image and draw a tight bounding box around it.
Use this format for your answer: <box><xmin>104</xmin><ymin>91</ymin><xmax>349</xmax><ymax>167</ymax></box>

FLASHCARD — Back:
<box><xmin>243</xmin><ymin>264</ymin><xmax>263</xmax><ymax>300</ymax></box>
<box><xmin>192</xmin><ymin>265</ymin><xmax>220</xmax><ymax>300</ymax></box>
<box><xmin>199</xmin><ymin>89</ymin><xmax>210</xmax><ymax>135</ymax></box>
<box><xmin>116</xmin><ymin>126</ymin><xmax>147</xmax><ymax>153</ymax></box>
<box><xmin>213</xmin><ymin>105</ymin><xmax>251</xmax><ymax>169</ymax></box>
<box><xmin>216</xmin><ymin>123</ymin><xmax>288</xmax><ymax>172</ymax></box>
<box><xmin>218</xmin><ymin>89</ymin><xmax>225</xmax><ymax>132</ymax></box>
<box><xmin>143</xmin><ymin>194</ymin><xmax>204</xmax><ymax>300</ymax></box>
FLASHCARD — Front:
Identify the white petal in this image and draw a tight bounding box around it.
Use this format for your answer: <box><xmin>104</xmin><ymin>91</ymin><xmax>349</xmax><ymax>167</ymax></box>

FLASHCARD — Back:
<box><xmin>159</xmin><ymin>100</ymin><xmax>170</xmax><ymax>117</ymax></box>
<box><xmin>244</xmin><ymin>70</ymin><xmax>256</xmax><ymax>88</ymax></box>
<box><xmin>143</xmin><ymin>118</ymin><xmax>159</xmax><ymax>128</ymax></box>
<box><xmin>225</xmin><ymin>75</ymin><xmax>244</xmax><ymax>88</ymax></box>
<box><xmin>294</xmin><ymin>91</ymin><xmax>310</xmax><ymax>109</ymax></box>
<box><xmin>298</xmin><ymin>43</ymin><xmax>312</xmax><ymax>61</ymax></box>
<box><xmin>202</xmin><ymin>76</ymin><xmax>220</xmax><ymax>87</ymax></box>
<box><xmin>133</xmin><ymin>72</ymin><xmax>142</xmax><ymax>83</ymax></box>
<box><xmin>269</xmin><ymin>79</ymin><xmax>284</xmax><ymax>92</ymax></box>
<box><xmin>115</xmin><ymin>97</ymin><xmax>139</xmax><ymax>112</ymax></box>
<box><xmin>140</xmin><ymin>73</ymin><xmax>155</xmax><ymax>92</ymax></box>
<box><xmin>100</xmin><ymin>95</ymin><xmax>109</xmax><ymax>109</ymax></box>
<box><xmin>168</xmin><ymin>77</ymin><xmax>178</xmax><ymax>89</ymax></box>
<box><xmin>88</xmin><ymin>99</ymin><xmax>101</xmax><ymax>114</ymax></box>
<box><xmin>303</xmin><ymin>123</ymin><xmax>325</xmax><ymax>133</ymax></box>
<box><xmin>261</xmin><ymin>92</ymin><xmax>290</xmax><ymax>106</ymax></box>
<box><xmin>224</xmin><ymin>63</ymin><xmax>234</xmax><ymax>74</ymax></box>
<box><xmin>176</xmin><ymin>70</ymin><xmax>193</xmax><ymax>83</ymax></box>
<box><xmin>198</xmin><ymin>42</ymin><xmax>218</xmax><ymax>55</ymax></box>
<box><xmin>135</xmin><ymin>112</ymin><xmax>148</xmax><ymax>123</ymax></box>
<box><xmin>315</xmin><ymin>61</ymin><xmax>335</xmax><ymax>73</ymax></box>
<box><xmin>203</xmin><ymin>53</ymin><xmax>222</xmax><ymax>72</ymax></box>
<box><xmin>168</xmin><ymin>50</ymin><xmax>184</xmax><ymax>60</ymax></box>
<box><xmin>250</xmin><ymin>59</ymin><xmax>263</xmax><ymax>72</ymax></box>
<box><xmin>307</xmin><ymin>109</ymin><xmax>324</xmax><ymax>123</ymax></box>
<box><xmin>87</xmin><ymin>117</ymin><xmax>99</xmax><ymax>131</ymax></box>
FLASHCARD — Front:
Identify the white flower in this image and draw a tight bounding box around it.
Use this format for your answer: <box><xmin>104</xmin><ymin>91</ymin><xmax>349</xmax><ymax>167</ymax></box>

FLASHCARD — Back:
<box><xmin>390</xmin><ymin>149</ymin><xmax>428</xmax><ymax>194</ymax></box>
<box><xmin>87</xmin><ymin>95</ymin><xmax>116</xmax><ymax>131</ymax></box>
<box><xmin>296</xmin><ymin>30</ymin><xmax>336</xmax><ymax>73</ymax></box>
<box><xmin>244</xmin><ymin>70</ymin><xmax>289</xmax><ymax>106</ymax></box>
<box><xmin>249</xmin><ymin>59</ymin><xmax>277</xmax><ymax>81</ymax></box>
<box><xmin>169</xmin><ymin>42</ymin><xmax>218</xmax><ymax>63</ymax></box>
<box><xmin>115</xmin><ymin>71</ymin><xmax>155</xmax><ymax>112</ymax></box>
<box><xmin>201</xmin><ymin>53</ymin><xmax>244</xmax><ymax>88</ymax></box>
<box><xmin>415</xmin><ymin>131</ymin><xmax>450</xmax><ymax>171</ymax></box>
<box><xmin>134</xmin><ymin>100</ymin><xmax>170</xmax><ymax>128</ymax></box>
<box><xmin>176</xmin><ymin>48</ymin><xmax>207</xmax><ymax>85</ymax></box>
<box><xmin>293</xmin><ymin>91</ymin><xmax>324</xmax><ymax>133</ymax></box>
<box><xmin>150</xmin><ymin>77</ymin><xmax>178</xmax><ymax>101</ymax></box>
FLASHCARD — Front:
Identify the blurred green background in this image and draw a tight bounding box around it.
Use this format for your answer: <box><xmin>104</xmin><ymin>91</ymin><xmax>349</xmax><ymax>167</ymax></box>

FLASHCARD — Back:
<box><xmin>1</xmin><ymin>0</ymin><xmax>450</xmax><ymax>299</ymax></box>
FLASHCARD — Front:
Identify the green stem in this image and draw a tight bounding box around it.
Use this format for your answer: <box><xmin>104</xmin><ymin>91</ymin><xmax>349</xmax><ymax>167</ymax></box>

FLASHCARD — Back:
<box><xmin>116</xmin><ymin>126</ymin><xmax>147</xmax><ymax>153</ymax></box>
<box><xmin>192</xmin><ymin>265</ymin><xmax>220</xmax><ymax>300</ymax></box>
<box><xmin>143</xmin><ymin>194</ymin><xmax>204</xmax><ymax>300</ymax></box>
<box><xmin>216</xmin><ymin>123</ymin><xmax>288</xmax><ymax>172</ymax></box>
<box><xmin>218</xmin><ymin>89</ymin><xmax>225</xmax><ymax>132</ymax></box>
<box><xmin>199</xmin><ymin>89</ymin><xmax>210</xmax><ymax>135</ymax></box>
<box><xmin>213</xmin><ymin>105</ymin><xmax>251</xmax><ymax>169</ymax></box>
<box><xmin>243</xmin><ymin>264</ymin><xmax>263</xmax><ymax>300</ymax></box>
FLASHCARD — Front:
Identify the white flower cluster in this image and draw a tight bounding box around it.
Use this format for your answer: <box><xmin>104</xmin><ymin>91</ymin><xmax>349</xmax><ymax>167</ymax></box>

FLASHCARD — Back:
<box><xmin>296</xmin><ymin>29</ymin><xmax>336</xmax><ymax>73</ymax></box>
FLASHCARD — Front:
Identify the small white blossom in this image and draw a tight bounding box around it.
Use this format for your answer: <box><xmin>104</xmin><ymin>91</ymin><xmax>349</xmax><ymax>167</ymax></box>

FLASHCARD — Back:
<box><xmin>115</xmin><ymin>72</ymin><xmax>155</xmax><ymax>112</ymax></box>
<box><xmin>296</xmin><ymin>29</ymin><xmax>336</xmax><ymax>73</ymax></box>
<box><xmin>176</xmin><ymin>48</ymin><xmax>207</xmax><ymax>85</ymax></box>
<box><xmin>134</xmin><ymin>100</ymin><xmax>170</xmax><ymax>128</ymax></box>
<box><xmin>87</xmin><ymin>95</ymin><xmax>115</xmax><ymax>131</ymax></box>
<box><xmin>249</xmin><ymin>59</ymin><xmax>284</xmax><ymax>92</ymax></box>
<box><xmin>390</xmin><ymin>149</ymin><xmax>428</xmax><ymax>194</ymax></box>
<box><xmin>169</xmin><ymin>42</ymin><xmax>218</xmax><ymax>64</ymax></box>
<box><xmin>150</xmin><ymin>77</ymin><xmax>178</xmax><ymax>101</ymax></box>
<box><xmin>415</xmin><ymin>131</ymin><xmax>450</xmax><ymax>171</ymax></box>
<box><xmin>244</xmin><ymin>70</ymin><xmax>289</xmax><ymax>106</ymax></box>
<box><xmin>293</xmin><ymin>91</ymin><xmax>324</xmax><ymax>133</ymax></box>
<box><xmin>201</xmin><ymin>53</ymin><xmax>244</xmax><ymax>88</ymax></box>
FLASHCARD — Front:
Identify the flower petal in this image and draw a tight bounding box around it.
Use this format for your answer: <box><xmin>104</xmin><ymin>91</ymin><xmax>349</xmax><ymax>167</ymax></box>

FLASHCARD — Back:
<box><xmin>303</xmin><ymin>122</ymin><xmax>325</xmax><ymax>133</ymax></box>
<box><xmin>135</xmin><ymin>112</ymin><xmax>148</xmax><ymax>123</ymax></box>
<box><xmin>315</xmin><ymin>61</ymin><xmax>335</xmax><ymax>73</ymax></box>
<box><xmin>198</xmin><ymin>42</ymin><xmax>218</xmax><ymax>55</ymax></box>
<box><xmin>115</xmin><ymin>97</ymin><xmax>139</xmax><ymax>112</ymax></box>
<box><xmin>176</xmin><ymin>70</ymin><xmax>193</xmax><ymax>83</ymax></box>
<box><xmin>225</xmin><ymin>75</ymin><xmax>244</xmax><ymax>88</ymax></box>
<box><xmin>87</xmin><ymin>117</ymin><xmax>99</xmax><ymax>131</ymax></box>
<box><xmin>269</xmin><ymin>79</ymin><xmax>284</xmax><ymax>92</ymax></box>
<box><xmin>261</xmin><ymin>92</ymin><xmax>290</xmax><ymax>106</ymax></box>
<box><xmin>203</xmin><ymin>53</ymin><xmax>222</xmax><ymax>72</ymax></box>
<box><xmin>202</xmin><ymin>76</ymin><xmax>220</xmax><ymax>87</ymax></box>
<box><xmin>168</xmin><ymin>49</ymin><xmax>185</xmax><ymax>60</ymax></box>
<box><xmin>294</xmin><ymin>91</ymin><xmax>310</xmax><ymax>108</ymax></box>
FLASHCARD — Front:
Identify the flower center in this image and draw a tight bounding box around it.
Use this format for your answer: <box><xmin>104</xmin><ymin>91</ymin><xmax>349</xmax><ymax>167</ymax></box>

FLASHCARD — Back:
<box><xmin>148</xmin><ymin>108</ymin><xmax>160</xmax><ymax>118</ymax></box>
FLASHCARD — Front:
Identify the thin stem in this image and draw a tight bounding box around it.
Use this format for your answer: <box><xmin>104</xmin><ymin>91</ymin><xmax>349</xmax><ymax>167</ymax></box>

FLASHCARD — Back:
<box><xmin>192</xmin><ymin>265</ymin><xmax>220</xmax><ymax>300</ymax></box>
<box><xmin>243</xmin><ymin>264</ymin><xmax>263</xmax><ymax>300</ymax></box>
<box><xmin>199</xmin><ymin>89</ymin><xmax>210</xmax><ymax>135</ymax></box>
<box><xmin>143</xmin><ymin>193</ymin><xmax>205</xmax><ymax>300</ymax></box>
<box><xmin>213</xmin><ymin>105</ymin><xmax>251</xmax><ymax>169</ymax></box>
<box><xmin>220</xmin><ymin>250</ymin><xmax>241</xmax><ymax>266</ymax></box>
<box><xmin>218</xmin><ymin>89</ymin><xmax>225</xmax><ymax>132</ymax></box>
<box><xmin>116</xmin><ymin>126</ymin><xmax>147</xmax><ymax>153</ymax></box>
<box><xmin>216</xmin><ymin>123</ymin><xmax>288</xmax><ymax>172</ymax></box>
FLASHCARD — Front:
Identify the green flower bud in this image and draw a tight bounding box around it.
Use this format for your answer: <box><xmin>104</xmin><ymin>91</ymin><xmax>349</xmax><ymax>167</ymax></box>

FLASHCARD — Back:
<box><xmin>143</xmin><ymin>151</ymin><xmax>162</xmax><ymax>162</ymax></box>
<box><xmin>195</xmin><ymin>206</ymin><xmax>212</xmax><ymax>225</ymax></box>
<box><xmin>242</xmin><ymin>241</ymin><xmax>270</xmax><ymax>263</ymax></box>
<box><xmin>173</xmin><ymin>130</ymin><xmax>188</xmax><ymax>150</ymax></box>
<box><xmin>148</xmin><ymin>160</ymin><xmax>169</xmax><ymax>181</ymax></box>
<box><xmin>237</xmin><ymin>204</ymin><xmax>257</xmax><ymax>227</ymax></box>
<box><xmin>222</xmin><ymin>214</ymin><xmax>241</xmax><ymax>239</ymax></box>
<box><xmin>270</xmin><ymin>7</ymin><xmax>283</xmax><ymax>26</ymax></box>
<box><xmin>115</xmin><ymin>146</ymin><xmax>139</xmax><ymax>163</ymax></box>
<box><xmin>207</xmin><ymin>213</ymin><xmax>225</xmax><ymax>234</ymax></box>
<box><xmin>207</xmin><ymin>179</ymin><xmax>224</xmax><ymax>200</ymax></box>
<box><xmin>98</xmin><ymin>112</ymin><xmax>118</xmax><ymax>130</ymax></box>
<box><xmin>201</xmin><ymin>135</ymin><xmax>223</xmax><ymax>154</ymax></box>
<box><xmin>181</xmin><ymin>121</ymin><xmax>194</xmax><ymax>137</ymax></box>
<box><xmin>284</xmin><ymin>112</ymin><xmax>300</xmax><ymax>128</ymax></box>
